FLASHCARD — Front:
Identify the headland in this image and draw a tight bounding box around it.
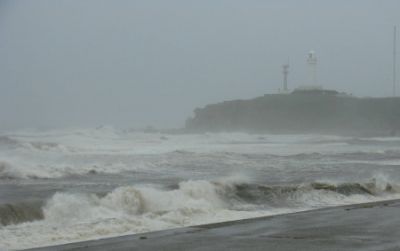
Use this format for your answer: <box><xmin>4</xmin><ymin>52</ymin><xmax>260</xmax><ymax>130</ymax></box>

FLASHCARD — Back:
<box><xmin>185</xmin><ymin>90</ymin><xmax>400</xmax><ymax>136</ymax></box>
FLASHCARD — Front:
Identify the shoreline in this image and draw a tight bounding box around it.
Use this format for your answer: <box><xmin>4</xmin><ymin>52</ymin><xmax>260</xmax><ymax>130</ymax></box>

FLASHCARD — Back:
<box><xmin>24</xmin><ymin>199</ymin><xmax>400</xmax><ymax>251</ymax></box>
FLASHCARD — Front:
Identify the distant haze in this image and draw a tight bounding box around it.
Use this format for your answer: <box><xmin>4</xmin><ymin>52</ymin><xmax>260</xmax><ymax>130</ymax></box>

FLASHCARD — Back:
<box><xmin>1</xmin><ymin>0</ymin><xmax>399</xmax><ymax>130</ymax></box>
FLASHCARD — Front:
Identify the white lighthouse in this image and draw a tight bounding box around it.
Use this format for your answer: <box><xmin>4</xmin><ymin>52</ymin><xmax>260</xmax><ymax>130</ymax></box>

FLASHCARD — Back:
<box><xmin>294</xmin><ymin>50</ymin><xmax>323</xmax><ymax>92</ymax></box>
<box><xmin>307</xmin><ymin>50</ymin><xmax>320</xmax><ymax>88</ymax></box>
<box><xmin>293</xmin><ymin>50</ymin><xmax>343</xmax><ymax>95</ymax></box>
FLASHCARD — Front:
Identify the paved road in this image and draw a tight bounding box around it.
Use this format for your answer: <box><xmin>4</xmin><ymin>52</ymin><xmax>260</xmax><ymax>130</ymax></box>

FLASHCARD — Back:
<box><xmin>26</xmin><ymin>200</ymin><xmax>400</xmax><ymax>251</ymax></box>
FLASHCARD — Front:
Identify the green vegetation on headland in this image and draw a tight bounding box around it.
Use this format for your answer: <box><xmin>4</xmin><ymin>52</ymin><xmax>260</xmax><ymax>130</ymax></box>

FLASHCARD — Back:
<box><xmin>185</xmin><ymin>91</ymin><xmax>400</xmax><ymax>136</ymax></box>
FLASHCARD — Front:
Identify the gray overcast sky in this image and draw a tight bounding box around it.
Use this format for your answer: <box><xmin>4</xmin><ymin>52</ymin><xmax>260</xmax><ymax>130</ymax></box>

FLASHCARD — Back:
<box><xmin>0</xmin><ymin>0</ymin><xmax>399</xmax><ymax>130</ymax></box>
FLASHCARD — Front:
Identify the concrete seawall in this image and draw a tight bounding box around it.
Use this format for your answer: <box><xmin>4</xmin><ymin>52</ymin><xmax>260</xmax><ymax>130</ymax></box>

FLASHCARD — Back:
<box><xmin>25</xmin><ymin>199</ymin><xmax>400</xmax><ymax>251</ymax></box>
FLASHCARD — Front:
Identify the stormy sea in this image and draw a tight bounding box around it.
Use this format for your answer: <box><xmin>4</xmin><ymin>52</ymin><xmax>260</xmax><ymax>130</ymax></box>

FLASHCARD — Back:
<box><xmin>1</xmin><ymin>127</ymin><xmax>400</xmax><ymax>250</ymax></box>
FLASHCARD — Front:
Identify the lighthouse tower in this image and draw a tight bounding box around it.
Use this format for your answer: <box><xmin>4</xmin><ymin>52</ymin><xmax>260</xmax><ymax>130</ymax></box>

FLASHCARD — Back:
<box><xmin>307</xmin><ymin>50</ymin><xmax>320</xmax><ymax>88</ymax></box>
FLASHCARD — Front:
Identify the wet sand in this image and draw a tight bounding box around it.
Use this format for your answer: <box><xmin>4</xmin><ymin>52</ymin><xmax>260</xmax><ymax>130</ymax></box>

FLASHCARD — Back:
<box><xmin>24</xmin><ymin>199</ymin><xmax>400</xmax><ymax>251</ymax></box>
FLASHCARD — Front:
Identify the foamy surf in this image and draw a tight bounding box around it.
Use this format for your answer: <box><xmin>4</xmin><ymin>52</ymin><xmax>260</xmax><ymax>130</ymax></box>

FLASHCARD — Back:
<box><xmin>1</xmin><ymin>176</ymin><xmax>400</xmax><ymax>250</ymax></box>
<box><xmin>1</xmin><ymin>129</ymin><xmax>400</xmax><ymax>250</ymax></box>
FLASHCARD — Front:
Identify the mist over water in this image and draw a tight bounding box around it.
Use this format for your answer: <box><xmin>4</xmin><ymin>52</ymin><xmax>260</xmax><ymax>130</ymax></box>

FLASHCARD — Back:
<box><xmin>1</xmin><ymin>128</ymin><xmax>400</xmax><ymax>249</ymax></box>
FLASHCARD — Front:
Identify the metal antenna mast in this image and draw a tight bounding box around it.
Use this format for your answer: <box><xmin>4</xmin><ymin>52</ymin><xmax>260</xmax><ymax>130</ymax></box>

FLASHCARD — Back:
<box><xmin>282</xmin><ymin>63</ymin><xmax>289</xmax><ymax>92</ymax></box>
<box><xmin>394</xmin><ymin>26</ymin><xmax>397</xmax><ymax>96</ymax></box>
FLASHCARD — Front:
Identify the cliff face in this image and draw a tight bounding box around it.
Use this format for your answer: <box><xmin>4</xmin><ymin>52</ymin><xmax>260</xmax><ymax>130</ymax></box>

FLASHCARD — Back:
<box><xmin>185</xmin><ymin>93</ymin><xmax>400</xmax><ymax>135</ymax></box>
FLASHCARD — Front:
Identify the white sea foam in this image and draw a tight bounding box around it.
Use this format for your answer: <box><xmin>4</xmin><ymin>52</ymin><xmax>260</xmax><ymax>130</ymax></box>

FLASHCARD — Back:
<box><xmin>0</xmin><ymin>128</ymin><xmax>398</xmax><ymax>179</ymax></box>
<box><xmin>0</xmin><ymin>179</ymin><xmax>267</xmax><ymax>249</ymax></box>
<box><xmin>1</xmin><ymin>128</ymin><xmax>400</xmax><ymax>249</ymax></box>
<box><xmin>1</xmin><ymin>176</ymin><xmax>400</xmax><ymax>250</ymax></box>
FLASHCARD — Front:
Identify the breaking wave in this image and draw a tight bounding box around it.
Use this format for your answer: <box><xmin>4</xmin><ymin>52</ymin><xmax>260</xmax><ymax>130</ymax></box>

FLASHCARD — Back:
<box><xmin>0</xmin><ymin>201</ymin><xmax>44</xmax><ymax>226</ymax></box>
<box><xmin>2</xmin><ymin>148</ymin><xmax>400</xmax><ymax>180</ymax></box>
<box><xmin>1</xmin><ymin>130</ymin><xmax>400</xmax><ymax>250</ymax></box>
<box><xmin>0</xmin><ymin>136</ymin><xmax>19</xmax><ymax>148</ymax></box>
<box><xmin>1</xmin><ymin>176</ymin><xmax>399</xmax><ymax>249</ymax></box>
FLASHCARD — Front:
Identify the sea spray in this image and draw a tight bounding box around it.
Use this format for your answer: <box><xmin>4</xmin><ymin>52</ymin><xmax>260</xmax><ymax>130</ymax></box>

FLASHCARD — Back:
<box><xmin>1</xmin><ymin>130</ymin><xmax>400</xmax><ymax>249</ymax></box>
<box><xmin>2</xmin><ymin>176</ymin><xmax>400</xmax><ymax>249</ymax></box>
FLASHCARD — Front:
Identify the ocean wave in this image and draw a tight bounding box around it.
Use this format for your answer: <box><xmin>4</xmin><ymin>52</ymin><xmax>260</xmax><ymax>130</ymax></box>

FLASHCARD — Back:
<box><xmin>0</xmin><ymin>136</ymin><xmax>19</xmax><ymax>148</ymax></box>
<box><xmin>0</xmin><ymin>201</ymin><xmax>44</xmax><ymax>226</ymax></box>
<box><xmin>0</xmin><ymin>160</ymin><xmax>23</xmax><ymax>179</ymax></box>
<box><xmin>2</xmin><ymin>148</ymin><xmax>399</xmax><ymax>180</ymax></box>
<box><xmin>333</xmin><ymin>150</ymin><xmax>400</xmax><ymax>161</ymax></box>
<box><xmin>0</xmin><ymin>134</ymin><xmax>75</xmax><ymax>154</ymax></box>
<box><xmin>0</xmin><ymin>156</ymin><xmax>150</xmax><ymax>180</ymax></box>
<box><xmin>24</xmin><ymin>177</ymin><xmax>400</xmax><ymax>227</ymax></box>
<box><xmin>347</xmin><ymin>137</ymin><xmax>400</xmax><ymax>145</ymax></box>
<box><xmin>0</xmin><ymin>160</ymin><xmax>68</xmax><ymax>180</ymax></box>
<box><xmin>1</xmin><ymin>176</ymin><xmax>399</xmax><ymax>249</ymax></box>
